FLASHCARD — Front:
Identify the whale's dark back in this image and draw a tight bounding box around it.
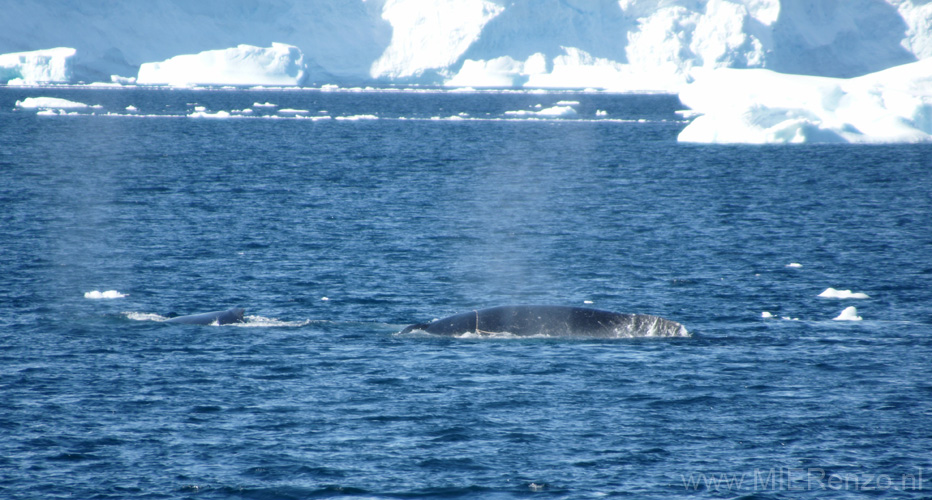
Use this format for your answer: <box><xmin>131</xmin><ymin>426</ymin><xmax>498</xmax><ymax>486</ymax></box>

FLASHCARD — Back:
<box><xmin>402</xmin><ymin>305</ymin><xmax>688</xmax><ymax>338</ymax></box>
<box><xmin>164</xmin><ymin>307</ymin><xmax>245</xmax><ymax>325</ymax></box>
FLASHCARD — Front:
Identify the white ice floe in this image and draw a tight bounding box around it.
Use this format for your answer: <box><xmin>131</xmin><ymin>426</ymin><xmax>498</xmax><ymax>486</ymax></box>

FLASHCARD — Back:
<box><xmin>335</xmin><ymin>114</ymin><xmax>379</xmax><ymax>121</ymax></box>
<box><xmin>833</xmin><ymin>306</ymin><xmax>863</xmax><ymax>321</ymax></box>
<box><xmin>761</xmin><ymin>311</ymin><xmax>774</xmax><ymax>318</ymax></box>
<box><xmin>505</xmin><ymin>105</ymin><xmax>577</xmax><ymax>118</ymax></box>
<box><xmin>678</xmin><ymin>58</ymin><xmax>932</xmax><ymax>144</ymax></box>
<box><xmin>85</xmin><ymin>290</ymin><xmax>127</xmax><ymax>299</ymax></box>
<box><xmin>786</xmin><ymin>263</ymin><xmax>803</xmax><ymax>268</ymax></box>
<box><xmin>137</xmin><ymin>43</ymin><xmax>307</xmax><ymax>87</ymax></box>
<box><xmin>188</xmin><ymin>110</ymin><xmax>232</xmax><ymax>119</ymax></box>
<box><xmin>16</xmin><ymin>97</ymin><xmax>88</xmax><ymax>109</ymax></box>
<box><xmin>819</xmin><ymin>288</ymin><xmax>870</xmax><ymax>299</ymax></box>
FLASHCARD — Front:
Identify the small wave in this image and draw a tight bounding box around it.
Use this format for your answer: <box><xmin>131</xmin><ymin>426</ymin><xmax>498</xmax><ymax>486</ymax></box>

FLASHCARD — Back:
<box><xmin>123</xmin><ymin>312</ymin><xmax>168</xmax><ymax>322</ymax></box>
<box><xmin>227</xmin><ymin>315</ymin><xmax>313</xmax><ymax>327</ymax></box>
<box><xmin>121</xmin><ymin>312</ymin><xmax>311</xmax><ymax>327</ymax></box>
<box><xmin>85</xmin><ymin>290</ymin><xmax>127</xmax><ymax>299</ymax></box>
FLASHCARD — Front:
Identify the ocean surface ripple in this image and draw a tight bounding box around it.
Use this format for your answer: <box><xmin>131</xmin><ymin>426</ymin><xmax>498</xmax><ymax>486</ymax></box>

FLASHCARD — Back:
<box><xmin>1</xmin><ymin>87</ymin><xmax>931</xmax><ymax>499</ymax></box>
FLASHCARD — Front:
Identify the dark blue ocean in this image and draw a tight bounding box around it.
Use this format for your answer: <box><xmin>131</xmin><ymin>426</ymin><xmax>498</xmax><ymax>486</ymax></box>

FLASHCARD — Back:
<box><xmin>2</xmin><ymin>86</ymin><xmax>932</xmax><ymax>499</ymax></box>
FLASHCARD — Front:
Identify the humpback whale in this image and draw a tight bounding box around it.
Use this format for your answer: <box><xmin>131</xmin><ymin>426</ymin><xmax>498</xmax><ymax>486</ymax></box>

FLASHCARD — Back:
<box><xmin>164</xmin><ymin>307</ymin><xmax>246</xmax><ymax>325</ymax></box>
<box><xmin>401</xmin><ymin>305</ymin><xmax>688</xmax><ymax>338</ymax></box>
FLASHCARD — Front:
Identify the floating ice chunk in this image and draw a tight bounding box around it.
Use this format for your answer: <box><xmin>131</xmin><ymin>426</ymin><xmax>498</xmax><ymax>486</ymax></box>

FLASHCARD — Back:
<box><xmin>761</xmin><ymin>311</ymin><xmax>774</xmax><ymax>318</ymax></box>
<box><xmin>596</xmin><ymin>110</ymin><xmax>608</xmax><ymax>117</ymax></box>
<box><xmin>819</xmin><ymin>288</ymin><xmax>870</xmax><ymax>299</ymax></box>
<box><xmin>188</xmin><ymin>110</ymin><xmax>232</xmax><ymax>119</ymax></box>
<box><xmin>786</xmin><ymin>262</ymin><xmax>803</xmax><ymax>268</ymax></box>
<box><xmin>538</xmin><ymin>105</ymin><xmax>577</xmax><ymax>117</ymax></box>
<box><xmin>16</xmin><ymin>97</ymin><xmax>88</xmax><ymax>109</ymax></box>
<box><xmin>253</xmin><ymin>102</ymin><xmax>277</xmax><ymax>107</ymax></box>
<box><xmin>505</xmin><ymin>105</ymin><xmax>577</xmax><ymax>118</ymax></box>
<box><xmin>335</xmin><ymin>114</ymin><xmax>379</xmax><ymax>121</ymax></box>
<box><xmin>556</xmin><ymin>100</ymin><xmax>580</xmax><ymax>106</ymax></box>
<box><xmin>278</xmin><ymin>108</ymin><xmax>309</xmax><ymax>114</ymax></box>
<box><xmin>833</xmin><ymin>306</ymin><xmax>862</xmax><ymax>321</ymax></box>
<box><xmin>85</xmin><ymin>290</ymin><xmax>127</xmax><ymax>299</ymax></box>
<box><xmin>584</xmin><ymin>300</ymin><xmax>594</xmax><ymax>304</ymax></box>
<box><xmin>125</xmin><ymin>105</ymin><xmax>138</xmax><ymax>112</ymax></box>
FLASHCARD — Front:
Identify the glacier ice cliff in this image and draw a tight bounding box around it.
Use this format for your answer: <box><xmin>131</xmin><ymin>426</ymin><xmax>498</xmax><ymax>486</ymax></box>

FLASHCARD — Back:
<box><xmin>1</xmin><ymin>0</ymin><xmax>930</xmax><ymax>89</ymax></box>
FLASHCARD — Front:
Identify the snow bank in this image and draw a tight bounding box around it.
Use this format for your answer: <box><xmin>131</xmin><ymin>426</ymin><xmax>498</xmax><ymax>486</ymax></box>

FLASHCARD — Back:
<box><xmin>819</xmin><ymin>288</ymin><xmax>870</xmax><ymax>299</ymax></box>
<box><xmin>0</xmin><ymin>47</ymin><xmax>75</xmax><ymax>84</ymax></box>
<box><xmin>137</xmin><ymin>43</ymin><xmax>307</xmax><ymax>87</ymax></box>
<box><xmin>16</xmin><ymin>97</ymin><xmax>88</xmax><ymax>109</ymax></box>
<box><xmin>678</xmin><ymin>58</ymin><xmax>932</xmax><ymax>144</ymax></box>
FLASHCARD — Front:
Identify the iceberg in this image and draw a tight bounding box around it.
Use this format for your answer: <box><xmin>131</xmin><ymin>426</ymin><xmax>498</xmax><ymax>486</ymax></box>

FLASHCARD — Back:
<box><xmin>678</xmin><ymin>58</ymin><xmax>932</xmax><ymax>144</ymax></box>
<box><xmin>0</xmin><ymin>47</ymin><xmax>75</xmax><ymax>84</ymax></box>
<box><xmin>136</xmin><ymin>43</ymin><xmax>307</xmax><ymax>87</ymax></box>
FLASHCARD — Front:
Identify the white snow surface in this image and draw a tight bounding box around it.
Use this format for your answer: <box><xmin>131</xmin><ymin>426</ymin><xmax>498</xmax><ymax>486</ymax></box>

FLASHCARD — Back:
<box><xmin>2</xmin><ymin>1</ymin><xmax>931</xmax><ymax>89</ymax></box>
<box><xmin>137</xmin><ymin>43</ymin><xmax>307</xmax><ymax>87</ymax></box>
<box><xmin>0</xmin><ymin>47</ymin><xmax>74</xmax><ymax>84</ymax></box>
<box><xmin>678</xmin><ymin>58</ymin><xmax>932</xmax><ymax>143</ymax></box>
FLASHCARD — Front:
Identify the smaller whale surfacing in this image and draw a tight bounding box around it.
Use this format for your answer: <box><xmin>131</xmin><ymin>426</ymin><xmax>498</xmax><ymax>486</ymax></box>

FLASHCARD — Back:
<box><xmin>401</xmin><ymin>305</ymin><xmax>689</xmax><ymax>338</ymax></box>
